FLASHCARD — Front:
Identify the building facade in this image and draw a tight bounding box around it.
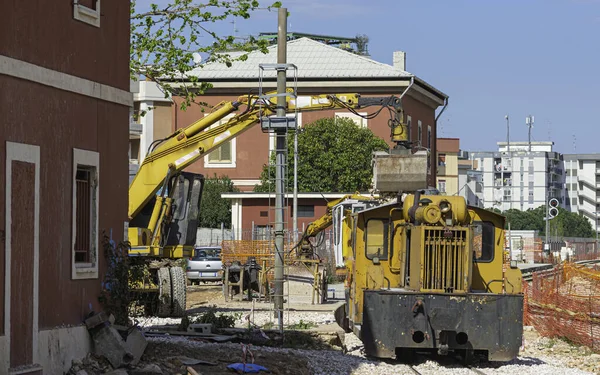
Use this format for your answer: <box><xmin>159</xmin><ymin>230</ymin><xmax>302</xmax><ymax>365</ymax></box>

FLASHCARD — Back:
<box><xmin>563</xmin><ymin>154</ymin><xmax>600</xmax><ymax>239</ymax></box>
<box><xmin>132</xmin><ymin>37</ymin><xmax>448</xmax><ymax>193</ymax></box>
<box><xmin>436</xmin><ymin>138</ymin><xmax>460</xmax><ymax>195</ymax></box>
<box><xmin>0</xmin><ymin>1</ymin><xmax>131</xmax><ymax>373</ymax></box>
<box><xmin>457</xmin><ymin>150</ymin><xmax>484</xmax><ymax>207</ymax></box>
<box><xmin>471</xmin><ymin>142</ymin><xmax>564</xmax><ymax>212</ymax></box>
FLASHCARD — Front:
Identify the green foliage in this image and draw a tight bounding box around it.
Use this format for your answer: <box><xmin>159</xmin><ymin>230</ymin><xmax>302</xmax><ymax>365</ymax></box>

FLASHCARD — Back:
<box><xmin>192</xmin><ymin>305</ymin><xmax>241</xmax><ymax>329</ymax></box>
<box><xmin>98</xmin><ymin>232</ymin><xmax>137</xmax><ymax>325</ymax></box>
<box><xmin>199</xmin><ymin>174</ymin><xmax>239</xmax><ymax>228</ymax></box>
<box><xmin>501</xmin><ymin>206</ymin><xmax>595</xmax><ymax>238</ymax></box>
<box><xmin>254</xmin><ymin>117</ymin><xmax>390</xmax><ymax>193</ymax></box>
<box><xmin>288</xmin><ymin>319</ymin><xmax>317</xmax><ymax>330</ymax></box>
<box><xmin>130</xmin><ymin>0</ymin><xmax>282</xmax><ymax>110</ymax></box>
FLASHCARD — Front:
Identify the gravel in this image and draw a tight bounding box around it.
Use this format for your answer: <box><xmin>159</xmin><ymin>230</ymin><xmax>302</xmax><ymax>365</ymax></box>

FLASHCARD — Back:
<box><xmin>142</xmin><ymin>332</ymin><xmax>597</xmax><ymax>375</ymax></box>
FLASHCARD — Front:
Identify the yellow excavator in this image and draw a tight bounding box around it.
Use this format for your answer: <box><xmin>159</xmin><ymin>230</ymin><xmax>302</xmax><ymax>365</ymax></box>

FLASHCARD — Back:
<box><xmin>127</xmin><ymin>90</ymin><xmax>425</xmax><ymax>317</ymax></box>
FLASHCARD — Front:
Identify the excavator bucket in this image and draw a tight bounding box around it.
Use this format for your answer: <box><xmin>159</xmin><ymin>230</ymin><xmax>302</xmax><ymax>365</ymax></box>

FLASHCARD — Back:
<box><xmin>372</xmin><ymin>150</ymin><xmax>429</xmax><ymax>193</ymax></box>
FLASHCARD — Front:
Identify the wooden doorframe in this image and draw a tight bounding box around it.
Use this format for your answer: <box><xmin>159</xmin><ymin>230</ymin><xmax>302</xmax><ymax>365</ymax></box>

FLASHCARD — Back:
<box><xmin>4</xmin><ymin>141</ymin><xmax>40</xmax><ymax>371</ymax></box>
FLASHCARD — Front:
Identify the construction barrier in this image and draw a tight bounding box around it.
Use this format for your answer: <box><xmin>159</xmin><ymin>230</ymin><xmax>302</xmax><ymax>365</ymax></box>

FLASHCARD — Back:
<box><xmin>524</xmin><ymin>262</ymin><xmax>600</xmax><ymax>352</ymax></box>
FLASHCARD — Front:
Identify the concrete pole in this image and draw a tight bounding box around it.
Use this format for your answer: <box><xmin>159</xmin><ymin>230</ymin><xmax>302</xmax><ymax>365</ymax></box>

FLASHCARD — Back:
<box><xmin>273</xmin><ymin>7</ymin><xmax>287</xmax><ymax>330</ymax></box>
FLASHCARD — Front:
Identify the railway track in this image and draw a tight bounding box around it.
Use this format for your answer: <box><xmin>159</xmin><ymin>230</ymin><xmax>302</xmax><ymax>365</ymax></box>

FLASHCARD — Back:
<box><xmin>521</xmin><ymin>259</ymin><xmax>600</xmax><ymax>282</ymax></box>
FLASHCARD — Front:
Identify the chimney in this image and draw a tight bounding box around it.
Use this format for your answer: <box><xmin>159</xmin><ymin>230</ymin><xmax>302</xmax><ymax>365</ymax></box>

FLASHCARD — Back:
<box><xmin>393</xmin><ymin>51</ymin><xmax>406</xmax><ymax>71</ymax></box>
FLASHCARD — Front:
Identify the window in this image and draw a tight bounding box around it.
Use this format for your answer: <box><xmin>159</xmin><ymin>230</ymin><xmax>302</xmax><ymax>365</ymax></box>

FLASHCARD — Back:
<box><xmin>260</xmin><ymin>211</ymin><xmax>268</xmax><ymax>217</ymax></box>
<box><xmin>204</xmin><ymin>114</ymin><xmax>236</xmax><ymax>168</ymax></box>
<box><xmin>365</xmin><ymin>219</ymin><xmax>388</xmax><ymax>260</ymax></box>
<box><xmin>335</xmin><ymin>112</ymin><xmax>368</xmax><ymax>128</ymax></box>
<box><xmin>472</xmin><ymin>221</ymin><xmax>494</xmax><ymax>262</ymax></box>
<box><xmin>296</xmin><ymin>205</ymin><xmax>314</xmax><ymax>218</ymax></box>
<box><xmin>72</xmin><ymin>148</ymin><xmax>100</xmax><ymax>280</ymax></box>
<box><xmin>572</xmin><ymin>197</ymin><xmax>577</xmax><ymax>206</ymax></box>
<box><xmin>528</xmin><ymin>191</ymin><xmax>534</xmax><ymax>204</ymax></box>
<box><xmin>438</xmin><ymin>179</ymin><xmax>446</xmax><ymax>193</ymax></box>
<box><xmin>438</xmin><ymin>154</ymin><xmax>446</xmax><ymax>166</ymax></box>
<box><xmin>427</xmin><ymin>125</ymin><xmax>432</xmax><ymax>149</ymax></box>
<box><xmin>406</xmin><ymin>115</ymin><xmax>412</xmax><ymax>142</ymax></box>
<box><xmin>255</xmin><ymin>225</ymin><xmax>272</xmax><ymax>240</ymax></box>
<box><xmin>73</xmin><ymin>0</ymin><xmax>100</xmax><ymax>27</ymax></box>
<box><xmin>418</xmin><ymin>121</ymin><xmax>423</xmax><ymax>146</ymax></box>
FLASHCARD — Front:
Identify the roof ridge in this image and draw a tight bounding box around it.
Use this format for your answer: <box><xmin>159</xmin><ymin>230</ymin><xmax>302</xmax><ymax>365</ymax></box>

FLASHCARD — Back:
<box><xmin>294</xmin><ymin>37</ymin><xmax>411</xmax><ymax>75</ymax></box>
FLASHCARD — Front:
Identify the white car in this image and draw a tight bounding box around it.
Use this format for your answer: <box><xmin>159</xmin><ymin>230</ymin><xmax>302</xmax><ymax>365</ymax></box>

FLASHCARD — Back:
<box><xmin>186</xmin><ymin>246</ymin><xmax>223</xmax><ymax>284</ymax></box>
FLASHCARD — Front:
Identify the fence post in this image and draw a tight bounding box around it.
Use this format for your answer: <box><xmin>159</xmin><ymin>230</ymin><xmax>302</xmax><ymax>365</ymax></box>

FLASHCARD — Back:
<box><xmin>221</xmin><ymin>222</ymin><xmax>225</xmax><ymax>245</ymax></box>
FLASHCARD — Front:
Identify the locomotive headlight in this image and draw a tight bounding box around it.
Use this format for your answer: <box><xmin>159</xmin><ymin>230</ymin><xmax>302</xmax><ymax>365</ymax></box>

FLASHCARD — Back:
<box><xmin>439</xmin><ymin>200</ymin><xmax>452</xmax><ymax>214</ymax></box>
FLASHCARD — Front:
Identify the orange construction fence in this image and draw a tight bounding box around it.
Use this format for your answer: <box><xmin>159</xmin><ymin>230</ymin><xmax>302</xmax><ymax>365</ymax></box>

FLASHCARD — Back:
<box><xmin>524</xmin><ymin>262</ymin><xmax>600</xmax><ymax>352</ymax></box>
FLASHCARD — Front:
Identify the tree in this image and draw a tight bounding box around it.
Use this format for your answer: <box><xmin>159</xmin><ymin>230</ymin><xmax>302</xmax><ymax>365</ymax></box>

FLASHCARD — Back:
<box><xmin>254</xmin><ymin>117</ymin><xmax>390</xmax><ymax>193</ymax></box>
<box><xmin>501</xmin><ymin>206</ymin><xmax>594</xmax><ymax>238</ymax></box>
<box><xmin>130</xmin><ymin>0</ymin><xmax>282</xmax><ymax>110</ymax></box>
<box><xmin>199</xmin><ymin>174</ymin><xmax>239</xmax><ymax>228</ymax></box>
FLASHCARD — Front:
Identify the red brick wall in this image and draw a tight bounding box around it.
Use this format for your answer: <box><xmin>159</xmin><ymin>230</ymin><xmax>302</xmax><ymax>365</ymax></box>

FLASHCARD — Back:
<box><xmin>0</xmin><ymin>0</ymin><xmax>130</xmax><ymax>90</ymax></box>
<box><xmin>0</xmin><ymin>1</ymin><xmax>130</xmax><ymax>329</ymax></box>
<box><xmin>241</xmin><ymin>198</ymin><xmax>330</xmax><ymax>234</ymax></box>
<box><xmin>0</xmin><ymin>76</ymin><xmax>129</xmax><ymax>329</ymax></box>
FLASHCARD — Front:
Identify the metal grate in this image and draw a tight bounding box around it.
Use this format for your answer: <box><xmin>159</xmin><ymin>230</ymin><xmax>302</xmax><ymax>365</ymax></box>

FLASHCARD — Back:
<box><xmin>422</xmin><ymin>227</ymin><xmax>469</xmax><ymax>293</ymax></box>
<box><xmin>75</xmin><ymin>168</ymin><xmax>91</xmax><ymax>263</ymax></box>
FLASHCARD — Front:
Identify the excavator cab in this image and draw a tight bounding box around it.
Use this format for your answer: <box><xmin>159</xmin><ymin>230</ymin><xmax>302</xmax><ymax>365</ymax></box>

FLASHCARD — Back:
<box><xmin>129</xmin><ymin>172</ymin><xmax>204</xmax><ymax>250</ymax></box>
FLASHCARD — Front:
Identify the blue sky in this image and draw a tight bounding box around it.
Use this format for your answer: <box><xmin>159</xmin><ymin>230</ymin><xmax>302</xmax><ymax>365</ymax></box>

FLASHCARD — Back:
<box><xmin>139</xmin><ymin>0</ymin><xmax>600</xmax><ymax>154</ymax></box>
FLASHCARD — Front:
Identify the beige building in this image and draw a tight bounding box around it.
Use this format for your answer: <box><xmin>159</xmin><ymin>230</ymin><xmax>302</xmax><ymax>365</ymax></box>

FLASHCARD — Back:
<box><xmin>436</xmin><ymin>138</ymin><xmax>460</xmax><ymax>195</ymax></box>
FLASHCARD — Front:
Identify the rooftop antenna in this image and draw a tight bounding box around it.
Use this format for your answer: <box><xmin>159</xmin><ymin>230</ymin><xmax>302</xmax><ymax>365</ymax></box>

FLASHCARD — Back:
<box><xmin>526</xmin><ymin>115</ymin><xmax>534</xmax><ymax>152</ymax></box>
<box><xmin>573</xmin><ymin>134</ymin><xmax>577</xmax><ymax>153</ymax></box>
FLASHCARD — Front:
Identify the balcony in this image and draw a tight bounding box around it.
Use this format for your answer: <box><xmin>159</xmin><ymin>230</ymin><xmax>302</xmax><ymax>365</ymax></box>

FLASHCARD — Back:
<box><xmin>130</xmin><ymin>122</ymin><xmax>142</xmax><ymax>138</ymax></box>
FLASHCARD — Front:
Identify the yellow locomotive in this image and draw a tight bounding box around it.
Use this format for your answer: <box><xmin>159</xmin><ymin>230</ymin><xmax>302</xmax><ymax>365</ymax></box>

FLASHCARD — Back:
<box><xmin>337</xmin><ymin>190</ymin><xmax>523</xmax><ymax>363</ymax></box>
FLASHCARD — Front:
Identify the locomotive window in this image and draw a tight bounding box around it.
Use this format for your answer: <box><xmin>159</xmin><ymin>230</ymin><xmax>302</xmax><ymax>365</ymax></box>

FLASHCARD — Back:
<box><xmin>365</xmin><ymin>219</ymin><xmax>388</xmax><ymax>260</ymax></box>
<box><xmin>473</xmin><ymin>221</ymin><xmax>495</xmax><ymax>262</ymax></box>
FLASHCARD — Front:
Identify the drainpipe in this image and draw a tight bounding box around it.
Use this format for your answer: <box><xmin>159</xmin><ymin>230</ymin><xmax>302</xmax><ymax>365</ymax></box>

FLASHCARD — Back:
<box><xmin>434</xmin><ymin>96</ymin><xmax>448</xmax><ymax>188</ymax></box>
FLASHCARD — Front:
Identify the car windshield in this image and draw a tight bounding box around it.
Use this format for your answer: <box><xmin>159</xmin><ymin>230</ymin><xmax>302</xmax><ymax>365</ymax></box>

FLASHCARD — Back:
<box><xmin>193</xmin><ymin>248</ymin><xmax>221</xmax><ymax>260</ymax></box>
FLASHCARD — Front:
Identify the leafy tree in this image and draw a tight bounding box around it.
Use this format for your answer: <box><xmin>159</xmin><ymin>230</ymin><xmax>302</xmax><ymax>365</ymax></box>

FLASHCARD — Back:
<box><xmin>501</xmin><ymin>206</ymin><xmax>594</xmax><ymax>238</ymax></box>
<box><xmin>254</xmin><ymin>117</ymin><xmax>390</xmax><ymax>193</ymax></box>
<box><xmin>199</xmin><ymin>174</ymin><xmax>239</xmax><ymax>228</ymax></box>
<box><xmin>130</xmin><ymin>0</ymin><xmax>282</xmax><ymax>110</ymax></box>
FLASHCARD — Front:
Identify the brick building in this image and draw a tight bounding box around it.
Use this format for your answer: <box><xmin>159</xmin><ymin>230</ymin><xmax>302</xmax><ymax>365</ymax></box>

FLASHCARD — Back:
<box><xmin>0</xmin><ymin>1</ymin><xmax>131</xmax><ymax>373</ymax></box>
<box><xmin>132</xmin><ymin>37</ymin><xmax>447</xmax><ymax>233</ymax></box>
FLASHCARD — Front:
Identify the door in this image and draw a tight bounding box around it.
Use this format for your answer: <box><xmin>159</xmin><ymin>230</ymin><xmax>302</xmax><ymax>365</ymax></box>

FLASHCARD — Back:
<box><xmin>4</xmin><ymin>142</ymin><xmax>41</xmax><ymax>374</ymax></box>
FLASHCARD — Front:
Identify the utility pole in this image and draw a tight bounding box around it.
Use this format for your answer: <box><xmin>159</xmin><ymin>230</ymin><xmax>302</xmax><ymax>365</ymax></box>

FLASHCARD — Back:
<box><xmin>506</xmin><ymin>115</ymin><xmax>512</xmax><ymax>260</ymax></box>
<box><xmin>273</xmin><ymin>7</ymin><xmax>287</xmax><ymax>331</ymax></box>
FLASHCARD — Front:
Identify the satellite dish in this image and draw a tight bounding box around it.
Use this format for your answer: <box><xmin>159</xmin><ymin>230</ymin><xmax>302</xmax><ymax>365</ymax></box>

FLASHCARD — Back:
<box><xmin>192</xmin><ymin>53</ymin><xmax>202</xmax><ymax>65</ymax></box>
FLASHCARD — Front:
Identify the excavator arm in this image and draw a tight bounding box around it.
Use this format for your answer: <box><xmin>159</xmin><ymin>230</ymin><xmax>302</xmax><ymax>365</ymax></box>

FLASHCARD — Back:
<box><xmin>129</xmin><ymin>91</ymin><xmax>407</xmax><ymax>220</ymax></box>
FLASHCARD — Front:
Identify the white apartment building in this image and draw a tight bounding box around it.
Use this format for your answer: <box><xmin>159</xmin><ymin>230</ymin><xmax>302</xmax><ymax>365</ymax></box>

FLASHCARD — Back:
<box><xmin>471</xmin><ymin>141</ymin><xmax>564</xmax><ymax>212</ymax></box>
<box><xmin>457</xmin><ymin>150</ymin><xmax>484</xmax><ymax>207</ymax></box>
<box><xmin>563</xmin><ymin>154</ymin><xmax>600</xmax><ymax>237</ymax></box>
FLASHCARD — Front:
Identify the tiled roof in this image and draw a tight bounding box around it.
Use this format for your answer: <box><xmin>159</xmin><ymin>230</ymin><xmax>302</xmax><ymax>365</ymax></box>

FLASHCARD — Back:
<box><xmin>186</xmin><ymin>37</ymin><xmax>412</xmax><ymax>80</ymax></box>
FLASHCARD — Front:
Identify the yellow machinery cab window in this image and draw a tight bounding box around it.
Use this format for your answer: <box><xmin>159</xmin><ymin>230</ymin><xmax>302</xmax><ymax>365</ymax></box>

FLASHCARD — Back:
<box><xmin>473</xmin><ymin>221</ymin><xmax>495</xmax><ymax>262</ymax></box>
<box><xmin>365</xmin><ymin>219</ymin><xmax>388</xmax><ymax>260</ymax></box>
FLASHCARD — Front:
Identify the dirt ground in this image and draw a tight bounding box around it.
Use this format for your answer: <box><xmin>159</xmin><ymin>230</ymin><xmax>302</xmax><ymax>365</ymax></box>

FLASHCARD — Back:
<box><xmin>142</xmin><ymin>339</ymin><xmax>313</xmax><ymax>375</ymax></box>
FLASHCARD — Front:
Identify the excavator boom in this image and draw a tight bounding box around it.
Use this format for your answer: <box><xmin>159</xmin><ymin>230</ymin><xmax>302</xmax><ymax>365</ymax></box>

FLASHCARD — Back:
<box><xmin>129</xmin><ymin>92</ymin><xmax>407</xmax><ymax>220</ymax></box>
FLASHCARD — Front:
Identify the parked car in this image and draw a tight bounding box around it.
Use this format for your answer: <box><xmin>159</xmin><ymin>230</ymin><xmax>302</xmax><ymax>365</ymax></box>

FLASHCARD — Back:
<box><xmin>186</xmin><ymin>246</ymin><xmax>223</xmax><ymax>285</ymax></box>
